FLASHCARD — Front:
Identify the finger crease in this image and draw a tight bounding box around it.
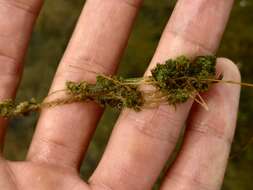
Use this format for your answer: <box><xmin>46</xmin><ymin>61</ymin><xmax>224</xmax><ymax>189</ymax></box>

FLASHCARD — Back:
<box><xmin>4</xmin><ymin>161</ymin><xmax>21</xmax><ymax>190</ymax></box>
<box><xmin>125</xmin><ymin>108</ymin><xmax>181</xmax><ymax>144</ymax></box>
<box><xmin>0</xmin><ymin>0</ymin><xmax>39</xmax><ymax>15</ymax></box>
<box><xmin>167</xmin><ymin>170</ymin><xmax>215</xmax><ymax>190</ymax></box>
<box><xmin>167</xmin><ymin>29</ymin><xmax>214</xmax><ymax>54</ymax></box>
<box><xmin>89</xmin><ymin>179</ymin><xmax>114</xmax><ymax>190</ymax></box>
<box><xmin>0</xmin><ymin>53</ymin><xmax>21</xmax><ymax>76</ymax></box>
<box><xmin>57</xmin><ymin>55</ymin><xmax>113</xmax><ymax>82</ymax></box>
<box><xmin>36</xmin><ymin>137</ymin><xmax>81</xmax><ymax>155</ymax></box>
<box><xmin>120</xmin><ymin>0</ymin><xmax>142</xmax><ymax>9</ymax></box>
<box><xmin>188</xmin><ymin>121</ymin><xmax>233</xmax><ymax>145</ymax></box>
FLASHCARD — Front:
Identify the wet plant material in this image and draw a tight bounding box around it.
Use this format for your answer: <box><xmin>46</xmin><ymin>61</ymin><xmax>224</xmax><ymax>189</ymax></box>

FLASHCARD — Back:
<box><xmin>0</xmin><ymin>55</ymin><xmax>249</xmax><ymax>118</ymax></box>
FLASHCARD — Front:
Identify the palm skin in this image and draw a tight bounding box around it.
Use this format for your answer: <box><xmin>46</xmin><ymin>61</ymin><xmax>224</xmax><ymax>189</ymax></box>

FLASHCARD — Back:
<box><xmin>0</xmin><ymin>0</ymin><xmax>240</xmax><ymax>190</ymax></box>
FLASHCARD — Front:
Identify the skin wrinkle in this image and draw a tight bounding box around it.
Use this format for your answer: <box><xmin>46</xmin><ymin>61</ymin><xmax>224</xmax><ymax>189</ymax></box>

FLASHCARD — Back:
<box><xmin>28</xmin><ymin>136</ymin><xmax>85</xmax><ymax>169</ymax></box>
<box><xmin>147</xmin><ymin>31</ymin><xmax>212</xmax><ymax>74</ymax></box>
<box><xmin>133</xmin><ymin>121</ymin><xmax>179</xmax><ymax>145</ymax></box>
<box><xmin>188</xmin><ymin>106</ymin><xmax>226</xmax><ymax>138</ymax></box>
<box><xmin>185</xmin><ymin>123</ymin><xmax>232</xmax><ymax>166</ymax></box>
<box><xmin>0</xmin><ymin>75</ymin><xmax>20</xmax><ymax>99</ymax></box>
<box><xmin>173</xmin><ymin>144</ymin><xmax>228</xmax><ymax>189</ymax></box>
<box><xmin>7</xmin><ymin>161</ymin><xmax>89</xmax><ymax>190</ymax></box>
<box><xmin>165</xmin><ymin>170</ymin><xmax>215</xmax><ymax>190</ymax></box>
<box><xmin>166</xmin><ymin>29</ymin><xmax>214</xmax><ymax>54</ymax></box>
<box><xmin>0</xmin><ymin>51</ymin><xmax>16</xmax><ymax>62</ymax></box>
<box><xmin>0</xmin><ymin>36</ymin><xmax>19</xmax><ymax>58</ymax></box>
<box><xmin>70</xmin><ymin>181</ymin><xmax>88</xmax><ymax>190</ymax></box>
<box><xmin>122</xmin><ymin>108</ymin><xmax>182</xmax><ymax>143</ymax></box>
<box><xmin>35</xmin><ymin>137</ymin><xmax>82</xmax><ymax>157</ymax></box>
<box><xmin>167</xmin><ymin>0</ymin><xmax>233</xmax><ymax>52</ymax></box>
<box><xmin>0</xmin><ymin>16</ymin><xmax>34</xmax><ymax>41</ymax></box>
<box><xmin>187</xmin><ymin>120</ymin><xmax>234</xmax><ymax>145</ymax></box>
<box><xmin>119</xmin><ymin>0</ymin><xmax>143</xmax><ymax>9</ymax></box>
<box><xmin>90</xmin><ymin>161</ymin><xmax>145</xmax><ymax>190</ymax></box>
<box><xmin>24</xmin><ymin>161</ymin><xmax>78</xmax><ymax>176</ymax></box>
<box><xmin>0</xmin><ymin>55</ymin><xmax>22</xmax><ymax>76</ymax></box>
<box><xmin>0</xmin><ymin>36</ymin><xmax>25</xmax><ymax>58</ymax></box>
<box><xmin>89</xmin><ymin>179</ymin><xmax>114</xmax><ymax>190</ymax></box>
<box><xmin>57</xmin><ymin>54</ymin><xmax>114</xmax><ymax>84</ymax></box>
<box><xmin>3</xmin><ymin>161</ymin><xmax>20</xmax><ymax>190</ymax></box>
<box><xmin>28</xmin><ymin>152</ymin><xmax>79</xmax><ymax>174</ymax></box>
<box><xmin>28</xmin><ymin>149</ymin><xmax>74</xmax><ymax>170</ymax></box>
<box><xmin>67</xmin><ymin>55</ymin><xmax>112</xmax><ymax>75</ymax></box>
<box><xmin>0</xmin><ymin>0</ymin><xmax>42</xmax><ymax>15</ymax></box>
<box><xmin>187</xmin><ymin>95</ymin><xmax>235</xmax><ymax>145</ymax></box>
<box><xmin>84</xmin><ymin>0</ymin><xmax>143</xmax><ymax>10</ymax></box>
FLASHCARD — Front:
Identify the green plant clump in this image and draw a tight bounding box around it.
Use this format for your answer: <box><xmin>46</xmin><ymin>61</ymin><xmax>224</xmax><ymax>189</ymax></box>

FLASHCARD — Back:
<box><xmin>0</xmin><ymin>55</ymin><xmax>219</xmax><ymax>118</ymax></box>
<box><xmin>66</xmin><ymin>75</ymin><xmax>144</xmax><ymax>111</ymax></box>
<box><xmin>151</xmin><ymin>55</ymin><xmax>216</xmax><ymax>105</ymax></box>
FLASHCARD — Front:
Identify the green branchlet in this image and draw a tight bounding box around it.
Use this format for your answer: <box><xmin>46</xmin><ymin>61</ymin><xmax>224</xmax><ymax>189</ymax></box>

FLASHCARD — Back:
<box><xmin>66</xmin><ymin>76</ymin><xmax>144</xmax><ymax>110</ymax></box>
<box><xmin>0</xmin><ymin>98</ymin><xmax>39</xmax><ymax>117</ymax></box>
<box><xmin>0</xmin><ymin>100</ymin><xmax>15</xmax><ymax>117</ymax></box>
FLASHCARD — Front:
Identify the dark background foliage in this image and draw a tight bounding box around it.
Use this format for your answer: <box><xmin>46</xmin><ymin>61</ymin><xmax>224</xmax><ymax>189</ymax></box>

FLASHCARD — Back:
<box><xmin>3</xmin><ymin>0</ymin><xmax>253</xmax><ymax>189</ymax></box>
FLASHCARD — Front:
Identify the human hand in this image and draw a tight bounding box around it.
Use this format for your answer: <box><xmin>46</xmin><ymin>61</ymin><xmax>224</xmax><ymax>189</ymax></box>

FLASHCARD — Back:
<box><xmin>0</xmin><ymin>0</ymin><xmax>240</xmax><ymax>190</ymax></box>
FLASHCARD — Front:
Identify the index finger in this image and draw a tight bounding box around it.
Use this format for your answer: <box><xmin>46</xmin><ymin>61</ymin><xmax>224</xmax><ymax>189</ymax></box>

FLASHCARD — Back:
<box><xmin>90</xmin><ymin>0</ymin><xmax>234</xmax><ymax>189</ymax></box>
<box><xmin>0</xmin><ymin>0</ymin><xmax>43</xmax><ymax>151</ymax></box>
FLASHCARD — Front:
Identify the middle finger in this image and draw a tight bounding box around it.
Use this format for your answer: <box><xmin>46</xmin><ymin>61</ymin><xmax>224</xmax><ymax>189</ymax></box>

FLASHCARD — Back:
<box><xmin>27</xmin><ymin>0</ymin><xmax>143</xmax><ymax>170</ymax></box>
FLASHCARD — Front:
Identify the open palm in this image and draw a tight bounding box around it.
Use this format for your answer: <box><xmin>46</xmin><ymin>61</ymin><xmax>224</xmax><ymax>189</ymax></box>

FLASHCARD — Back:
<box><xmin>0</xmin><ymin>0</ymin><xmax>241</xmax><ymax>189</ymax></box>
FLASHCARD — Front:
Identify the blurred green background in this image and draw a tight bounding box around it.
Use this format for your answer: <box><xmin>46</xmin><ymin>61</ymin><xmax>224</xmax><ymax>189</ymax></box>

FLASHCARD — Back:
<box><xmin>3</xmin><ymin>0</ymin><xmax>253</xmax><ymax>189</ymax></box>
